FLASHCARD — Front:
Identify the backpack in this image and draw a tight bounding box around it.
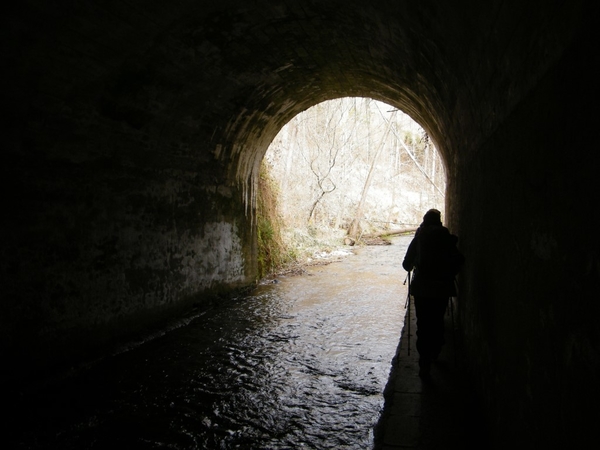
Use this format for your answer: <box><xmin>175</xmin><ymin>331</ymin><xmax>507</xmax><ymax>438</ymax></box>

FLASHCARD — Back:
<box><xmin>414</xmin><ymin>226</ymin><xmax>463</xmax><ymax>280</ymax></box>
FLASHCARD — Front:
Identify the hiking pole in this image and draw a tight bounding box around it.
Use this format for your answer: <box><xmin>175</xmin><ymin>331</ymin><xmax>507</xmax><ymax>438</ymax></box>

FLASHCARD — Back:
<box><xmin>404</xmin><ymin>271</ymin><xmax>411</xmax><ymax>356</ymax></box>
<box><xmin>448</xmin><ymin>295</ymin><xmax>456</xmax><ymax>365</ymax></box>
<box><xmin>451</xmin><ymin>278</ymin><xmax>461</xmax><ymax>366</ymax></box>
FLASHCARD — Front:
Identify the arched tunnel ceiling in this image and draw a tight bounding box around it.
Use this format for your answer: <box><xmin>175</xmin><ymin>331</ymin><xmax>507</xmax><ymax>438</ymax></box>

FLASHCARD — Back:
<box><xmin>181</xmin><ymin>0</ymin><xmax>583</xmax><ymax>184</ymax></box>
<box><xmin>4</xmin><ymin>0</ymin><xmax>587</xmax><ymax>186</ymax></box>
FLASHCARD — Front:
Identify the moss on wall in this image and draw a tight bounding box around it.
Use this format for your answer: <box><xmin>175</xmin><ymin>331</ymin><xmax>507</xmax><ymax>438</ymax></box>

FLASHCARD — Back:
<box><xmin>256</xmin><ymin>161</ymin><xmax>291</xmax><ymax>279</ymax></box>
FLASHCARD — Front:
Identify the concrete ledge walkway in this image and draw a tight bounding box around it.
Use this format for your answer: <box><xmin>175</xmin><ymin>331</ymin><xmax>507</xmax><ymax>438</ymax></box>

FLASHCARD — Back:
<box><xmin>374</xmin><ymin>298</ymin><xmax>490</xmax><ymax>449</ymax></box>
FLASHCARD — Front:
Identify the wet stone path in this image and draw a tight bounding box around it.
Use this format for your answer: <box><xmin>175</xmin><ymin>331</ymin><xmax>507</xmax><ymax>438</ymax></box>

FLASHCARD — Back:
<box><xmin>7</xmin><ymin>237</ymin><xmax>412</xmax><ymax>449</ymax></box>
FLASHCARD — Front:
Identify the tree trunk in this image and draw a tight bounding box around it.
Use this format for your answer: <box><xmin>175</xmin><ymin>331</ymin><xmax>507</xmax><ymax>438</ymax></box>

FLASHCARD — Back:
<box><xmin>348</xmin><ymin>109</ymin><xmax>395</xmax><ymax>238</ymax></box>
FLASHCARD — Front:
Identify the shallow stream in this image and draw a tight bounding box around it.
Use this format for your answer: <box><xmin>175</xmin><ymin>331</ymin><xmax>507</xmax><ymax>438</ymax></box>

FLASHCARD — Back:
<box><xmin>9</xmin><ymin>236</ymin><xmax>411</xmax><ymax>449</ymax></box>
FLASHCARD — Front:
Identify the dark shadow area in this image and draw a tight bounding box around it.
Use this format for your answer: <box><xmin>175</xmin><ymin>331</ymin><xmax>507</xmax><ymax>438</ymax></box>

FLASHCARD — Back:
<box><xmin>375</xmin><ymin>297</ymin><xmax>489</xmax><ymax>449</ymax></box>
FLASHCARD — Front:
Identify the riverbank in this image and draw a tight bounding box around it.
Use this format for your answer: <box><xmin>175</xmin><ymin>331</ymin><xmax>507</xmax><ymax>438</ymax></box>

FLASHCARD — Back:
<box><xmin>265</xmin><ymin>229</ymin><xmax>416</xmax><ymax>280</ymax></box>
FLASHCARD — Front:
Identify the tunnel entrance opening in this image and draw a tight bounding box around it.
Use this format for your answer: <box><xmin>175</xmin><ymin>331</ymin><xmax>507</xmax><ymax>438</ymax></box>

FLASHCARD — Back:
<box><xmin>261</xmin><ymin>97</ymin><xmax>446</xmax><ymax>269</ymax></box>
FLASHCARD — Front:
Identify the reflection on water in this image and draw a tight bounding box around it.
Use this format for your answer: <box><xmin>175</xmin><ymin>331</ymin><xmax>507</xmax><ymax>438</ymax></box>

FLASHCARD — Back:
<box><xmin>9</xmin><ymin>236</ymin><xmax>411</xmax><ymax>449</ymax></box>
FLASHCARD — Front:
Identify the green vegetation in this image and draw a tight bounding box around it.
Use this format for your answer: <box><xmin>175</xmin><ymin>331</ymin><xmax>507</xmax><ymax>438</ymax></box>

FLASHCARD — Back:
<box><xmin>256</xmin><ymin>161</ymin><xmax>292</xmax><ymax>279</ymax></box>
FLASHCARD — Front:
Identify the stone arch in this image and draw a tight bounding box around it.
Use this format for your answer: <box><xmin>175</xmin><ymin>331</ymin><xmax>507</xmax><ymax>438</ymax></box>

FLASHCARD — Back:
<box><xmin>135</xmin><ymin>1</ymin><xmax>461</xmax><ymax>188</ymax></box>
<box><xmin>223</xmin><ymin>92</ymin><xmax>449</xmax><ymax>222</ymax></box>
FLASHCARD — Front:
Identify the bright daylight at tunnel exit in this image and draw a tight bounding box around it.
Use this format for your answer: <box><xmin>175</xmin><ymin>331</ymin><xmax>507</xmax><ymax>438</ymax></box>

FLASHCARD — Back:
<box><xmin>259</xmin><ymin>97</ymin><xmax>446</xmax><ymax>274</ymax></box>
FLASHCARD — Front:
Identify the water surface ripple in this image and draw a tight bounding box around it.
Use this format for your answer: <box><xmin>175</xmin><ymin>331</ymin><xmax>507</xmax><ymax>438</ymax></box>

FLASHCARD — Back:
<box><xmin>10</xmin><ymin>236</ymin><xmax>410</xmax><ymax>449</ymax></box>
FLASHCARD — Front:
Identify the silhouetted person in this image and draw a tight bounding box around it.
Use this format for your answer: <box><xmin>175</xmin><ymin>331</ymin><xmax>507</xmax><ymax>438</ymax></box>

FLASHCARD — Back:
<box><xmin>402</xmin><ymin>209</ymin><xmax>464</xmax><ymax>377</ymax></box>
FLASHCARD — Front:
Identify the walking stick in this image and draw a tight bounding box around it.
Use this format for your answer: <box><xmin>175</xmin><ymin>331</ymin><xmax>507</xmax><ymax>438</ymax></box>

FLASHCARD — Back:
<box><xmin>448</xmin><ymin>295</ymin><xmax>456</xmax><ymax>365</ymax></box>
<box><xmin>404</xmin><ymin>271</ymin><xmax>411</xmax><ymax>356</ymax></box>
<box><xmin>450</xmin><ymin>278</ymin><xmax>460</xmax><ymax>366</ymax></box>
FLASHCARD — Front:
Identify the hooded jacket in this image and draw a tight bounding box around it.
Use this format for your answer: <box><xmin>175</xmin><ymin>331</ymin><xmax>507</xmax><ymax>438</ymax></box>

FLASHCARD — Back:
<box><xmin>403</xmin><ymin>223</ymin><xmax>464</xmax><ymax>297</ymax></box>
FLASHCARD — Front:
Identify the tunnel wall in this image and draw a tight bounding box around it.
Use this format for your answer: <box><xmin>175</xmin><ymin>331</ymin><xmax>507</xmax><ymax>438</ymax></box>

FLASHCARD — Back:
<box><xmin>1</xmin><ymin>0</ymin><xmax>261</xmax><ymax>379</ymax></box>
<box><xmin>453</xmin><ymin>26</ymin><xmax>599</xmax><ymax>448</ymax></box>
<box><xmin>2</xmin><ymin>119</ymin><xmax>257</xmax><ymax>380</ymax></box>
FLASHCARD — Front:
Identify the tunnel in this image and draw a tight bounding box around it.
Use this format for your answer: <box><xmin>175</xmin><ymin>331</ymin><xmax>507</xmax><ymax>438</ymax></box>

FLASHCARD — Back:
<box><xmin>1</xmin><ymin>0</ymin><xmax>599</xmax><ymax>447</ymax></box>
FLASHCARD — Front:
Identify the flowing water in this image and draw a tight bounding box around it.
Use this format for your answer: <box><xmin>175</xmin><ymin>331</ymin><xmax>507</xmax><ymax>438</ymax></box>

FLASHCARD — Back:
<box><xmin>8</xmin><ymin>236</ymin><xmax>411</xmax><ymax>450</ymax></box>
